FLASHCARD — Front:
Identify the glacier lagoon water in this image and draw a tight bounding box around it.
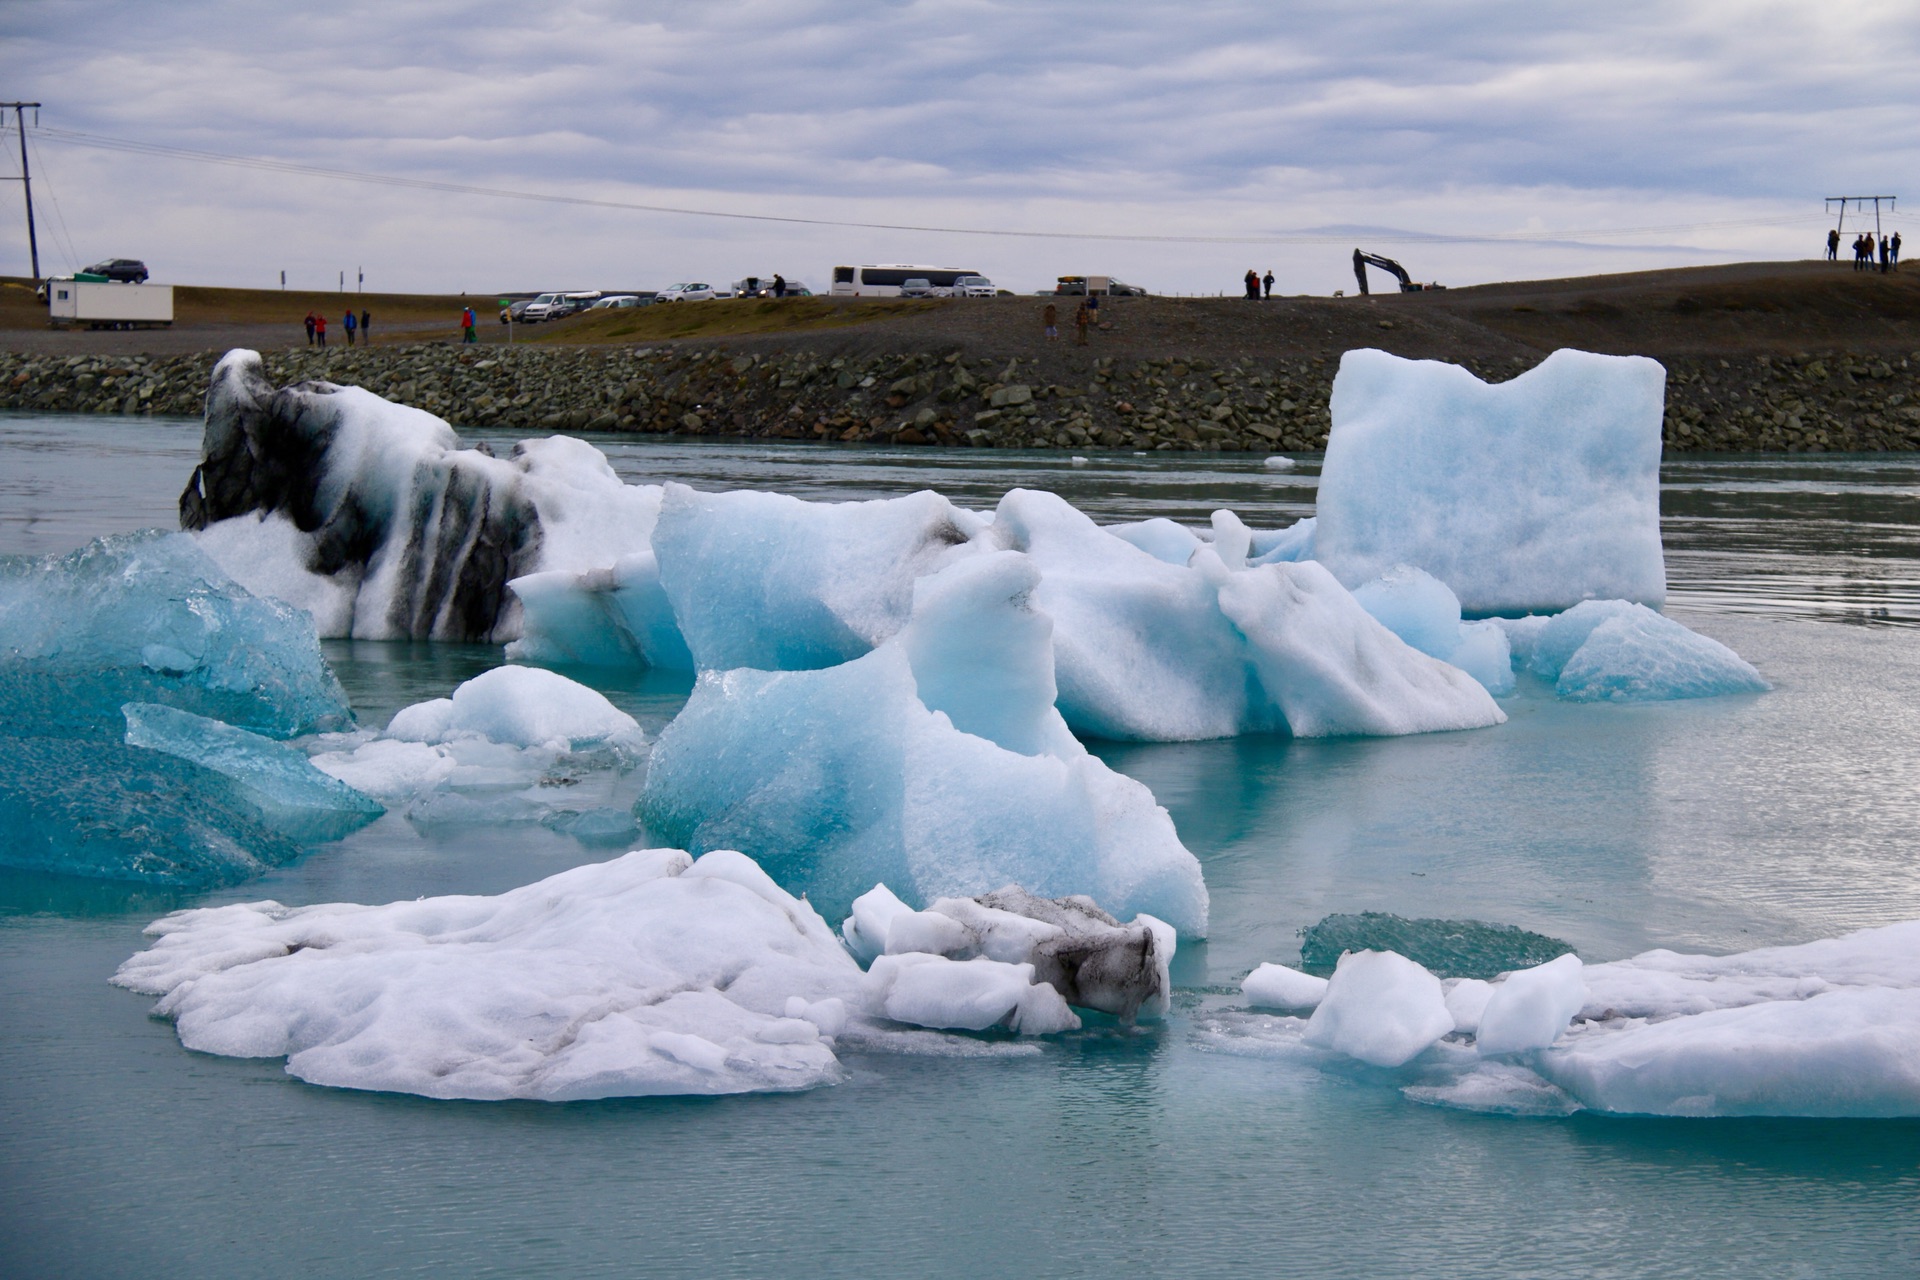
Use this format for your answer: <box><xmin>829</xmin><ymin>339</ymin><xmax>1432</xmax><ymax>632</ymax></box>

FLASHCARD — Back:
<box><xmin>3</xmin><ymin>412</ymin><xmax>1920</xmax><ymax>1277</ymax></box>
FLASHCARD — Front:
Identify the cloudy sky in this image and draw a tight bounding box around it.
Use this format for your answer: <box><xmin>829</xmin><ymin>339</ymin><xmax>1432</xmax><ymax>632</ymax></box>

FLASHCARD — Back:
<box><xmin>4</xmin><ymin>1</ymin><xmax>1915</xmax><ymax>296</ymax></box>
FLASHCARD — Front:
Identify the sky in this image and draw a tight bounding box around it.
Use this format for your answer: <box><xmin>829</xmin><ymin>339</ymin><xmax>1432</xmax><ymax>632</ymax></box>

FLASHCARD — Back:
<box><xmin>3</xmin><ymin>0</ymin><xmax>1916</xmax><ymax>297</ymax></box>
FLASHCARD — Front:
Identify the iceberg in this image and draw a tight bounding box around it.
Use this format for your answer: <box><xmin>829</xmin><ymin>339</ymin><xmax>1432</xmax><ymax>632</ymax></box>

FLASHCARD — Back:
<box><xmin>0</xmin><ymin>530</ymin><xmax>352</xmax><ymax>739</ymax></box>
<box><xmin>185</xmin><ymin>350</ymin><xmax>658</xmax><ymax>642</ymax></box>
<box><xmin>1403</xmin><ymin>921</ymin><xmax>1920</xmax><ymax>1117</ymax></box>
<box><xmin>1315</xmin><ymin>348</ymin><xmax>1668</xmax><ymax>614</ymax></box>
<box><xmin>123</xmin><ymin>703</ymin><xmax>382</xmax><ymax>845</ymax></box>
<box><xmin>1352</xmin><ymin>566</ymin><xmax>1515</xmax><ymax>695</ymax></box>
<box><xmin>115</xmin><ymin>849</ymin><xmax>1132</xmax><ymax>1100</ymax></box>
<box><xmin>0</xmin><ymin>532</ymin><xmax>359</xmax><ymax>885</ymax></box>
<box><xmin>1473</xmin><ymin>954</ymin><xmax>1585</xmax><ymax>1056</ymax></box>
<box><xmin>652</xmin><ymin>483</ymin><xmax>988</xmax><ymax>672</ymax></box>
<box><xmin>310</xmin><ymin>666</ymin><xmax>645</xmax><ymax>835</ymax></box>
<box><xmin>114</xmin><ymin>849</ymin><xmax>865</xmax><ymax>1100</ymax></box>
<box><xmin>1242</xmin><ymin>963</ymin><xmax>1329</xmax><ymax>1011</ymax></box>
<box><xmin>639</xmin><ymin>552</ymin><xmax>1210</xmax><ymax>935</ymax></box>
<box><xmin>843</xmin><ymin>884</ymin><xmax>1174</xmax><ymax>1021</ymax></box>
<box><xmin>1503</xmin><ymin>600</ymin><xmax>1769</xmax><ymax>702</ymax></box>
<box><xmin>995</xmin><ymin>489</ymin><xmax>1501</xmax><ymax>741</ymax></box>
<box><xmin>0</xmin><ymin>736</ymin><xmax>305</xmax><ymax>885</ymax></box>
<box><xmin>1302</xmin><ymin>949</ymin><xmax>1456</xmax><ymax>1068</ymax></box>
<box><xmin>867</xmin><ymin>953</ymin><xmax>1080</xmax><ymax>1035</ymax></box>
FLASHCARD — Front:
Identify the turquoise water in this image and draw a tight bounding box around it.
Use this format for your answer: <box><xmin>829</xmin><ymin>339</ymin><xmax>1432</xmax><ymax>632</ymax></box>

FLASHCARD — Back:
<box><xmin>3</xmin><ymin>414</ymin><xmax>1919</xmax><ymax>1278</ymax></box>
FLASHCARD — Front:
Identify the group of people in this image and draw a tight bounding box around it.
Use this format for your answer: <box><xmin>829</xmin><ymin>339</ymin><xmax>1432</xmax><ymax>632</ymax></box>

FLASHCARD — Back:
<box><xmin>1242</xmin><ymin>269</ymin><xmax>1276</xmax><ymax>299</ymax></box>
<box><xmin>1040</xmin><ymin>293</ymin><xmax>1100</xmax><ymax>344</ymax></box>
<box><xmin>303</xmin><ymin>309</ymin><xmax>371</xmax><ymax>347</ymax></box>
<box><xmin>1827</xmin><ymin>227</ymin><xmax>1902</xmax><ymax>272</ymax></box>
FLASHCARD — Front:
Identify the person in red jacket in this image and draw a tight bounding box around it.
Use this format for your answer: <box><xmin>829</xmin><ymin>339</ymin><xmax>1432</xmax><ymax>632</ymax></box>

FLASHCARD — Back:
<box><xmin>314</xmin><ymin>312</ymin><xmax>327</xmax><ymax>347</ymax></box>
<box><xmin>460</xmin><ymin>306</ymin><xmax>477</xmax><ymax>343</ymax></box>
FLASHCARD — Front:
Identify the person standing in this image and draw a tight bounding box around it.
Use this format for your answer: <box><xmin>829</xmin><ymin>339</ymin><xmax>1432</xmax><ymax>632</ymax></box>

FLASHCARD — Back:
<box><xmin>1243</xmin><ymin>268</ymin><xmax>1259</xmax><ymax>300</ymax></box>
<box><xmin>1042</xmin><ymin>300</ymin><xmax>1058</xmax><ymax>340</ymax></box>
<box><xmin>1086</xmin><ymin>290</ymin><xmax>1099</xmax><ymax>328</ymax></box>
<box><xmin>304</xmin><ymin>312</ymin><xmax>316</xmax><ymax>345</ymax></box>
<box><xmin>344</xmin><ymin>309</ymin><xmax>357</xmax><ymax>347</ymax></box>
<box><xmin>772</xmin><ymin>273</ymin><xmax>786</xmax><ymax>298</ymax></box>
<box><xmin>361</xmin><ymin>308</ymin><xmax>371</xmax><ymax>343</ymax></box>
<box><xmin>314</xmin><ymin>312</ymin><xmax>327</xmax><ymax>346</ymax></box>
<box><xmin>1892</xmin><ymin>232</ymin><xmax>1902</xmax><ymax>269</ymax></box>
<box><xmin>1881</xmin><ymin>235</ymin><xmax>1892</xmax><ymax>274</ymax></box>
<box><xmin>461</xmin><ymin>305</ymin><xmax>477</xmax><ymax>343</ymax></box>
<box><xmin>1827</xmin><ymin>228</ymin><xmax>1840</xmax><ymax>261</ymax></box>
<box><xmin>1262</xmin><ymin>270</ymin><xmax>1275</xmax><ymax>298</ymax></box>
<box><xmin>1073</xmin><ymin>301</ymin><xmax>1090</xmax><ymax>345</ymax></box>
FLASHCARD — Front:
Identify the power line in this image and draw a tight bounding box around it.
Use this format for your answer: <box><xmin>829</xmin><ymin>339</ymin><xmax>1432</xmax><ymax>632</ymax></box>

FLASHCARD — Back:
<box><xmin>36</xmin><ymin>123</ymin><xmax>1827</xmax><ymax>249</ymax></box>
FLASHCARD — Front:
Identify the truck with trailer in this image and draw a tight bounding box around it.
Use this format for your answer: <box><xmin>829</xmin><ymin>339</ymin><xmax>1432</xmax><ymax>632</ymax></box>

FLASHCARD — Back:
<box><xmin>46</xmin><ymin>277</ymin><xmax>174</xmax><ymax>329</ymax></box>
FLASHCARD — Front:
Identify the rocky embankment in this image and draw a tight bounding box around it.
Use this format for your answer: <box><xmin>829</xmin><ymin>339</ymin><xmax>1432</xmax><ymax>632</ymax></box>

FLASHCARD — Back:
<box><xmin>3</xmin><ymin>343</ymin><xmax>1919</xmax><ymax>454</ymax></box>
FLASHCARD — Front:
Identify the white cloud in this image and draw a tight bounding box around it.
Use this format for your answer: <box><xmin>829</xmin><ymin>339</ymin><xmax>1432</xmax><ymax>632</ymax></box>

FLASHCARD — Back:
<box><xmin>1</xmin><ymin>0</ymin><xmax>1913</xmax><ymax>295</ymax></box>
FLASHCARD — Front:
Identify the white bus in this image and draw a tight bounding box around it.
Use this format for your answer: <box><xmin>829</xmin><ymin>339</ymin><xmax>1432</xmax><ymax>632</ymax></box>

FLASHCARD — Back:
<box><xmin>829</xmin><ymin>265</ymin><xmax>983</xmax><ymax>297</ymax></box>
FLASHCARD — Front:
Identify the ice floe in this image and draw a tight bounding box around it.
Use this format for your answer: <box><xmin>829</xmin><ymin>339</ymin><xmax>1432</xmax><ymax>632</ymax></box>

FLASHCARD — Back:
<box><xmin>1217</xmin><ymin>920</ymin><xmax>1920</xmax><ymax>1118</ymax></box>
<box><xmin>115</xmin><ymin>849</ymin><xmax>1173</xmax><ymax>1100</ymax></box>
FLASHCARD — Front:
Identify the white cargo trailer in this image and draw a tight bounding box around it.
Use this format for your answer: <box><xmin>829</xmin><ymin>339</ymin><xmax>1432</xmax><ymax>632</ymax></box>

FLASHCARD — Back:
<box><xmin>47</xmin><ymin>280</ymin><xmax>174</xmax><ymax>328</ymax></box>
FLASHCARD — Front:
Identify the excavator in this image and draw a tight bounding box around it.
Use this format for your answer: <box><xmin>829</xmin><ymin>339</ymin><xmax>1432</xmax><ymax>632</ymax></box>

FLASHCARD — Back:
<box><xmin>1352</xmin><ymin>249</ymin><xmax>1445</xmax><ymax>294</ymax></box>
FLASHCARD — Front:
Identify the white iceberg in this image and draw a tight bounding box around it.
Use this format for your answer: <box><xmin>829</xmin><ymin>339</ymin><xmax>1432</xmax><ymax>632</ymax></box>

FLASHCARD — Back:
<box><xmin>639</xmin><ymin>552</ymin><xmax>1210</xmax><ymax>935</ymax></box>
<box><xmin>1242</xmin><ymin>963</ymin><xmax>1329</xmax><ymax>1011</ymax></box>
<box><xmin>114</xmin><ymin>849</ymin><xmax>1137</xmax><ymax>1100</ymax></box>
<box><xmin>1303</xmin><ymin>949</ymin><xmax>1456</xmax><ymax>1068</ymax></box>
<box><xmin>1474</xmin><ymin>954</ymin><xmax>1586</xmax><ymax>1056</ymax></box>
<box><xmin>843</xmin><ymin>883</ymin><xmax>1174</xmax><ymax>1021</ymax></box>
<box><xmin>1402</xmin><ymin>921</ymin><xmax>1920</xmax><ymax>1117</ymax></box>
<box><xmin>996</xmin><ymin>490</ymin><xmax>1502</xmax><ymax>741</ymax></box>
<box><xmin>1315</xmin><ymin>348</ymin><xmax>1668</xmax><ymax>615</ymax></box>
<box><xmin>113</xmin><ymin>849</ymin><xmax>865</xmax><ymax>1100</ymax></box>
<box><xmin>309</xmin><ymin>666</ymin><xmax>645</xmax><ymax>836</ymax></box>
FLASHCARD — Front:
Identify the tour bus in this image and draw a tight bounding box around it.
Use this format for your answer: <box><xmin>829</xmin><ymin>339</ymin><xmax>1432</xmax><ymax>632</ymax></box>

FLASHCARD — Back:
<box><xmin>829</xmin><ymin>265</ymin><xmax>984</xmax><ymax>297</ymax></box>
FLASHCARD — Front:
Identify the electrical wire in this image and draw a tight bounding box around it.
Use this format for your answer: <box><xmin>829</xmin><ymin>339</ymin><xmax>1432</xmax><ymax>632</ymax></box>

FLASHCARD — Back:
<box><xmin>36</xmin><ymin>124</ymin><xmax>1827</xmax><ymax>248</ymax></box>
<box><xmin>24</xmin><ymin>127</ymin><xmax>82</xmax><ymax>272</ymax></box>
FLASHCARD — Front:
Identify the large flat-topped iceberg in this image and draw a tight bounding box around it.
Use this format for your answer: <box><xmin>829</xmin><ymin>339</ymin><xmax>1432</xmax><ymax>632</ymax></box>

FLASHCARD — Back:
<box><xmin>1316</xmin><ymin>348</ymin><xmax>1668</xmax><ymax>615</ymax></box>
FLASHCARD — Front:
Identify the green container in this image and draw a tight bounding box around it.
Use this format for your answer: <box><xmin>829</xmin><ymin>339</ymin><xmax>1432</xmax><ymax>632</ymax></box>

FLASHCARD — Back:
<box><xmin>73</xmin><ymin>272</ymin><xmax>110</xmax><ymax>283</ymax></box>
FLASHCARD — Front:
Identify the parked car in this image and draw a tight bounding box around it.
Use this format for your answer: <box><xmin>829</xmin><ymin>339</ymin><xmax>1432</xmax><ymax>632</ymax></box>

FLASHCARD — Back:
<box><xmin>899</xmin><ymin>278</ymin><xmax>936</xmax><ymax>298</ymax></box>
<box><xmin>589</xmin><ymin>295</ymin><xmax>648</xmax><ymax>310</ymax></box>
<box><xmin>950</xmin><ymin>275</ymin><xmax>995</xmax><ymax>298</ymax></box>
<box><xmin>499</xmin><ymin>299</ymin><xmax>534</xmax><ymax>324</ymax></box>
<box><xmin>520</xmin><ymin>292</ymin><xmax>564</xmax><ymax>322</ymax></box>
<box><xmin>655</xmin><ymin>283</ymin><xmax>717</xmax><ymax>302</ymax></box>
<box><xmin>81</xmin><ymin>258</ymin><xmax>149</xmax><ymax>283</ymax></box>
<box><xmin>549</xmin><ymin>291</ymin><xmax>603</xmax><ymax>319</ymax></box>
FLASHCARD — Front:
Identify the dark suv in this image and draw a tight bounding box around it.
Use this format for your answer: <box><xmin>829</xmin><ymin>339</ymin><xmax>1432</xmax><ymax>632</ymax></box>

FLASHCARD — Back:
<box><xmin>83</xmin><ymin>259</ymin><xmax>149</xmax><ymax>283</ymax></box>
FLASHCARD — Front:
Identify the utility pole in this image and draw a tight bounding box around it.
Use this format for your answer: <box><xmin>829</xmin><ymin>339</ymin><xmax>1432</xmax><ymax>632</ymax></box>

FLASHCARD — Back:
<box><xmin>357</xmin><ymin>267</ymin><xmax>363</xmax><ymax>292</ymax></box>
<box><xmin>2</xmin><ymin>102</ymin><xmax>42</xmax><ymax>280</ymax></box>
<box><xmin>1827</xmin><ymin>196</ymin><xmax>1897</xmax><ymax>239</ymax></box>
